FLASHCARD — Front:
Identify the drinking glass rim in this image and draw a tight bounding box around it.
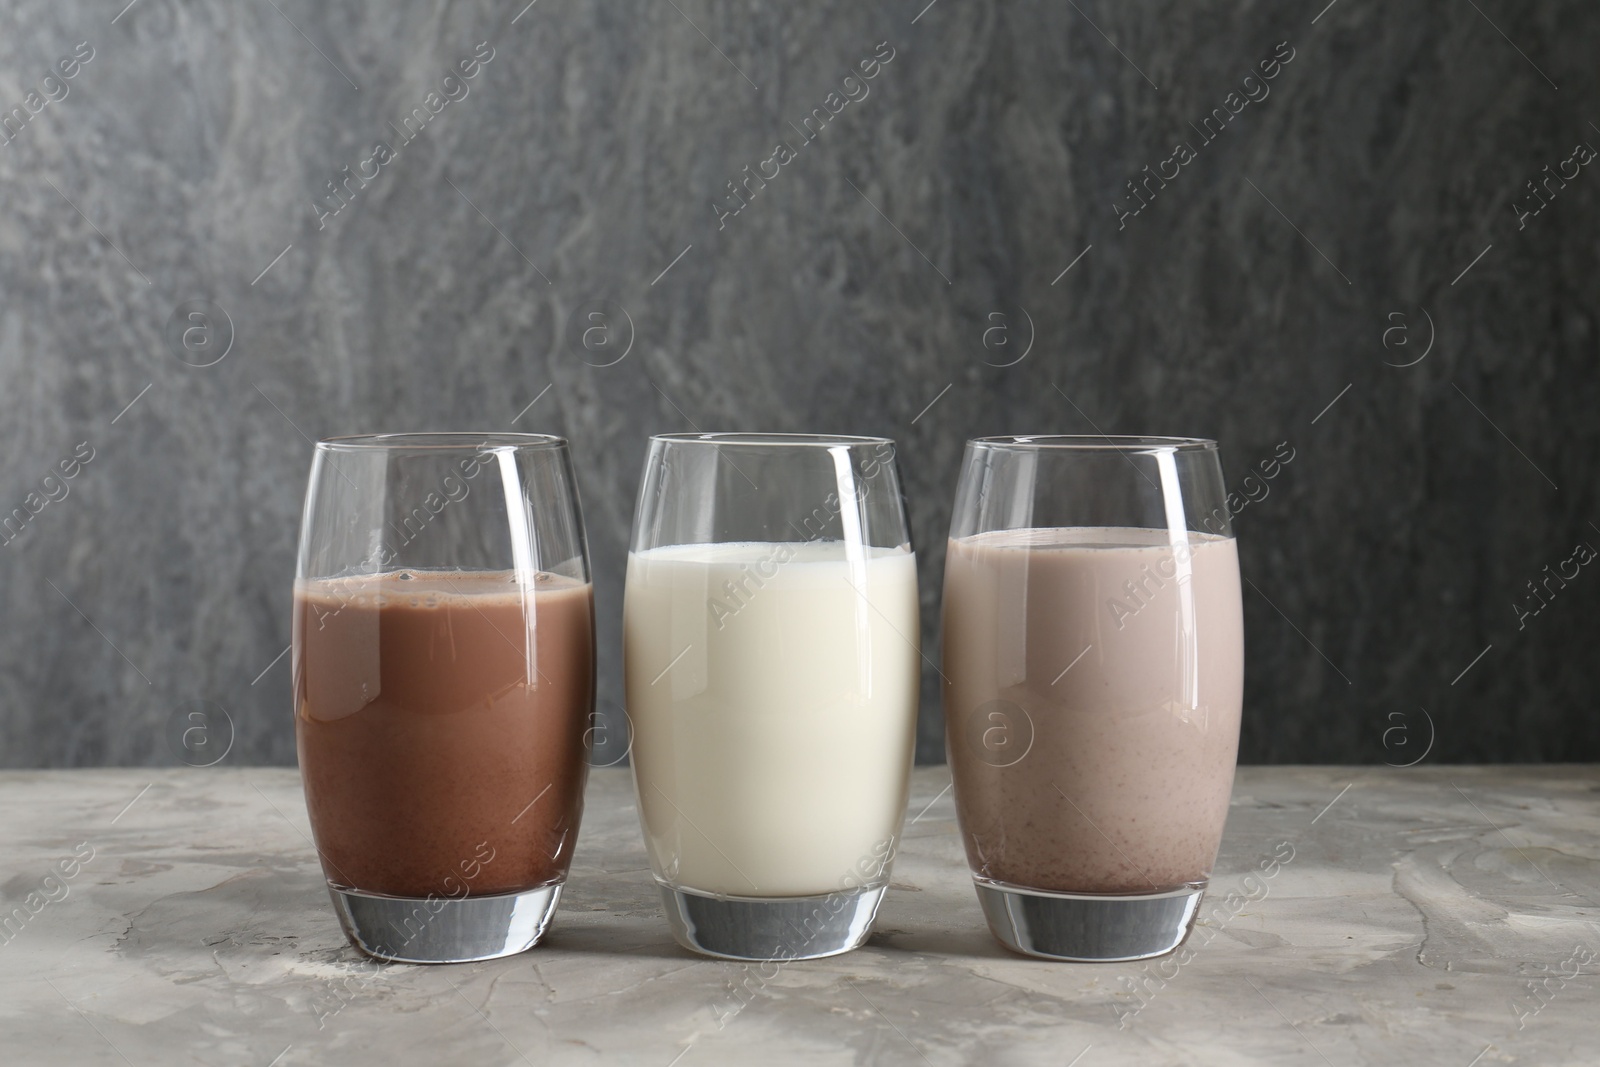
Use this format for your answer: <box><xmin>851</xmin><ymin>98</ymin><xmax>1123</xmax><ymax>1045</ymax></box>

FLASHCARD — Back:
<box><xmin>970</xmin><ymin>434</ymin><xmax>1217</xmax><ymax>453</ymax></box>
<box><xmin>316</xmin><ymin>432</ymin><xmax>568</xmax><ymax>451</ymax></box>
<box><xmin>649</xmin><ymin>432</ymin><xmax>894</xmax><ymax>448</ymax></box>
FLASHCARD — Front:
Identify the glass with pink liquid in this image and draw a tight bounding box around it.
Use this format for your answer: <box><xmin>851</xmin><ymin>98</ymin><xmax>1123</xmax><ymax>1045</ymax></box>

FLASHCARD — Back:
<box><xmin>944</xmin><ymin>436</ymin><xmax>1244</xmax><ymax>961</ymax></box>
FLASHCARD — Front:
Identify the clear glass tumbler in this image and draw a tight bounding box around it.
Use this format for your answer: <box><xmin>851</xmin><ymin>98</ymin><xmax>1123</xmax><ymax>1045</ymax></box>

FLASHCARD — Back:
<box><xmin>292</xmin><ymin>433</ymin><xmax>593</xmax><ymax>963</ymax></box>
<box><xmin>943</xmin><ymin>436</ymin><xmax>1244</xmax><ymax>961</ymax></box>
<box><xmin>624</xmin><ymin>433</ymin><xmax>920</xmax><ymax>960</ymax></box>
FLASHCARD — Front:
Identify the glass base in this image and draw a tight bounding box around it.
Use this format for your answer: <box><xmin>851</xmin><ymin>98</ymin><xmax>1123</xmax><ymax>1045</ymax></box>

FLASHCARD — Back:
<box><xmin>974</xmin><ymin>879</ymin><xmax>1205</xmax><ymax>962</ymax></box>
<box><xmin>658</xmin><ymin>883</ymin><xmax>887</xmax><ymax>961</ymax></box>
<box><xmin>329</xmin><ymin>883</ymin><xmax>562</xmax><ymax>963</ymax></box>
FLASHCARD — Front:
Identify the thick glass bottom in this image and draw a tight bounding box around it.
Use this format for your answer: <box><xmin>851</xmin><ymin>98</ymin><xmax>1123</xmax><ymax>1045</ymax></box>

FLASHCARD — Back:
<box><xmin>328</xmin><ymin>883</ymin><xmax>562</xmax><ymax>963</ymax></box>
<box><xmin>974</xmin><ymin>879</ymin><xmax>1205</xmax><ymax>962</ymax></box>
<box><xmin>658</xmin><ymin>883</ymin><xmax>887</xmax><ymax>961</ymax></box>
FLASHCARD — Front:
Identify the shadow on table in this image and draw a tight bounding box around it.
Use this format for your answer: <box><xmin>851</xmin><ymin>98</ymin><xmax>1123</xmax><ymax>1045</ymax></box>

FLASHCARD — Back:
<box><xmin>536</xmin><ymin>922</ymin><xmax>708</xmax><ymax>963</ymax></box>
<box><xmin>864</xmin><ymin>923</ymin><xmax>1023</xmax><ymax>961</ymax></box>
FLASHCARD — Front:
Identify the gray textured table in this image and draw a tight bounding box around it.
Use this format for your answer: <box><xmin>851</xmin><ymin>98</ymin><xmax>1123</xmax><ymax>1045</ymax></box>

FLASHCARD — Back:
<box><xmin>1</xmin><ymin>767</ymin><xmax>1596</xmax><ymax>1065</ymax></box>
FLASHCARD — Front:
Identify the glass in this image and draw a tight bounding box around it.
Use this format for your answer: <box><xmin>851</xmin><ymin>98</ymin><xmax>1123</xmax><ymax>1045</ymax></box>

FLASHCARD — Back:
<box><xmin>292</xmin><ymin>433</ymin><xmax>594</xmax><ymax>963</ymax></box>
<box><xmin>943</xmin><ymin>435</ymin><xmax>1244</xmax><ymax>961</ymax></box>
<box><xmin>624</xmin><ymin>433</ymin><xmax>920</xmax><ymax>960</ymax></box>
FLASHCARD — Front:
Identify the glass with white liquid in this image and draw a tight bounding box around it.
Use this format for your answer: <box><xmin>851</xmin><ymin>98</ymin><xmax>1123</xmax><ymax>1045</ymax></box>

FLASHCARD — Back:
<box><xmin>624</xmin><ymin>433</ymin><xmax>920</xmax><ymax>960</ymax></box>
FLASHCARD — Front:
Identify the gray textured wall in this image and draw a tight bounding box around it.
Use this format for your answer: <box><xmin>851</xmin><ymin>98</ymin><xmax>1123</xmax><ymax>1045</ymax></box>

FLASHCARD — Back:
<box><xmin>1</xmin><ymin>0</ymin><xmax>1595</xmax><ymax>768</ymax></box>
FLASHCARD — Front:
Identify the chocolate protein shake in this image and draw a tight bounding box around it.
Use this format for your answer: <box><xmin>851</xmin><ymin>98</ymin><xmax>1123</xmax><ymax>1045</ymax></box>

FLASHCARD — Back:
<box><xmin>294</xmin><ymin>569</ymin><xmax>592</xmax><ymax>897</ymax></box>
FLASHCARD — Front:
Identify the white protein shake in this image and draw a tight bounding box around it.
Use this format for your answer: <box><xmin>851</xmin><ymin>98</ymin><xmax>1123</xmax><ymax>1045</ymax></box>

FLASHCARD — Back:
<box><xmin>624</xmin><ymin>541</ymin><xmax>920</xmax><ymax>897</ymax></box>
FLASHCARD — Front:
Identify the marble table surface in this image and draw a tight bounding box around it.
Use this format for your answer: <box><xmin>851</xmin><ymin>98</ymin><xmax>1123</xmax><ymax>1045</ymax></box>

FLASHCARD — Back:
<box><xmin>1</xmin><ymin>766</ymin><xmax>1597</xmax><ymax>1066</ymax></box>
